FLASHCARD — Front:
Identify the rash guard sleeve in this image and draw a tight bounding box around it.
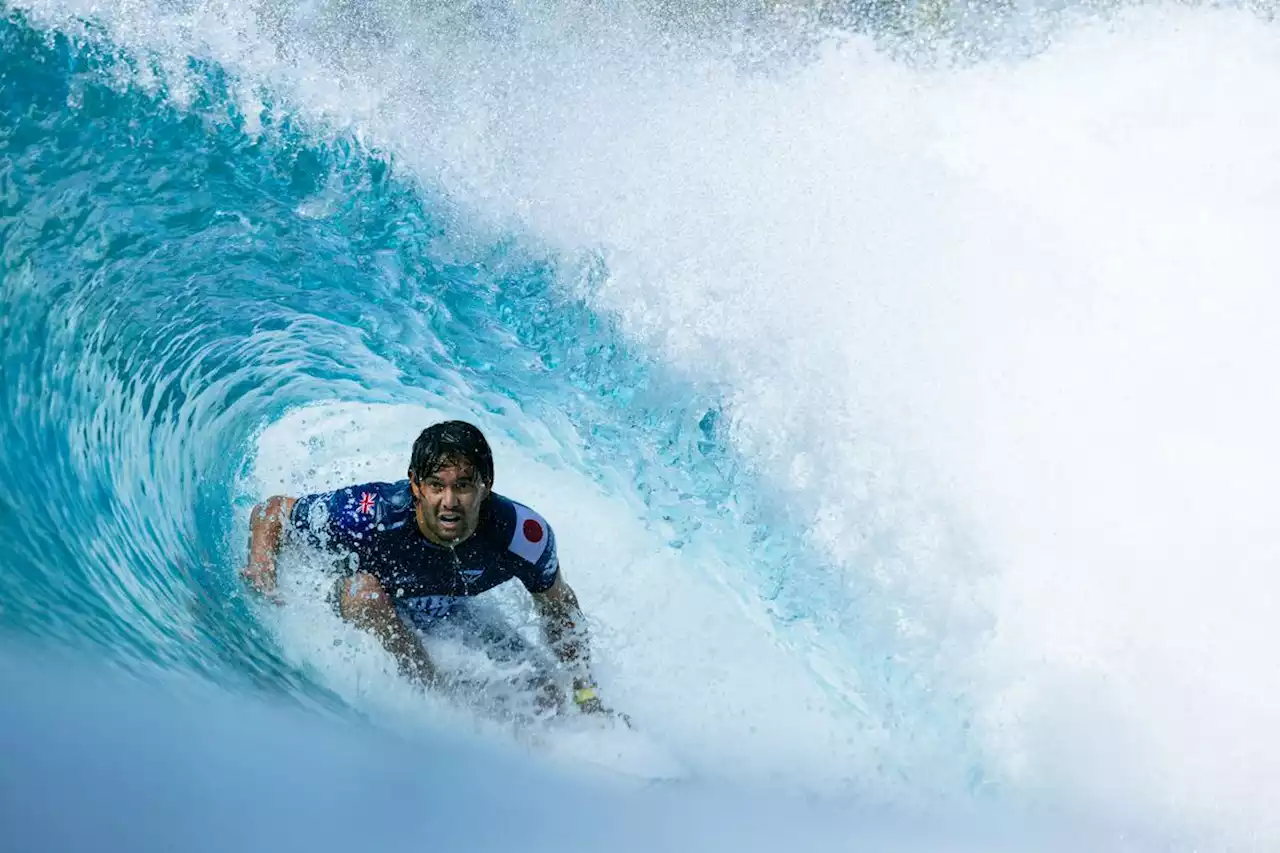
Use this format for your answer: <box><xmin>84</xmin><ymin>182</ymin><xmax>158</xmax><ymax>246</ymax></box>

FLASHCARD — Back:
<box><xmin>289</xmin><ymin>482</ymin><xmax>402</xmax><ymax>552</ymax></box>
<box><xmin>504</xmin><ymin>500</ymin><xmax>560</xmax><ymax>594</ymax></box>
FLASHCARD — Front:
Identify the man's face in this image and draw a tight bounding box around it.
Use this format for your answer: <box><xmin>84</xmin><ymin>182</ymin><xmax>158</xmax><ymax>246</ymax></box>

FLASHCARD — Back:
<box><xmin>410</xmin><ymin>457</ymin><xmax>490</xmax><ymax>546</ymax></box>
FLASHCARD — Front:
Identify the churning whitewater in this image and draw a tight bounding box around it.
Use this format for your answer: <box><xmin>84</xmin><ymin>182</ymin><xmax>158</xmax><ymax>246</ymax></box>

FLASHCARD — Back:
<box><xmin>2</xmin><ymin>0</ymin><xmax>1278</xmax><ymax>850</ymax></box>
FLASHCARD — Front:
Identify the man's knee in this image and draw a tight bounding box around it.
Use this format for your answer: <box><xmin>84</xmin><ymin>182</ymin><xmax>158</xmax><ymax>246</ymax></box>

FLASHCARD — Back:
<box><xmin>338</xmin><ymin>572</ymin><xmax>392</xmax><ymax>621</ymax></box>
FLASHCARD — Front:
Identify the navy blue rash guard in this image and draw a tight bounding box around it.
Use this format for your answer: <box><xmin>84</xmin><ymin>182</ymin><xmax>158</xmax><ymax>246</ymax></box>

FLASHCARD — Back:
<box><xmin>288</xmin><ymin>480</ymin><xmax>559</xmax><ymax>621</ymax></box>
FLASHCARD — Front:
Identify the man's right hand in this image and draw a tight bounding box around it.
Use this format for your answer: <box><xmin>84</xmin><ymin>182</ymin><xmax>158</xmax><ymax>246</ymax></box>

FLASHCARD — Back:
<box><xmin>241</xmin><ymin>555</ymin><xmax>278</xmax><ymax>596</ymax></box>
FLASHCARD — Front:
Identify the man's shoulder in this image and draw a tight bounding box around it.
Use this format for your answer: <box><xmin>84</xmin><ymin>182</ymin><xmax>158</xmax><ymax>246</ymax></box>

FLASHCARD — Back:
<box><xmin>357</xmin><ymin>479</ymin><xmax>413</xmax><ymax>514</ymax></box>
<box><xmin>295</xmin><ymin>479</ymin><xmax>413</xmax><ymax>534</ymax></box>
<box><xmin>481</xmin><ymin>492</ymin><xmax>554</xmax><ymax>565</ymax></box>
<box><xmin>361</xmin><ymin>479</ymin><xmax>413</xmax><ymax>505</ymax></box>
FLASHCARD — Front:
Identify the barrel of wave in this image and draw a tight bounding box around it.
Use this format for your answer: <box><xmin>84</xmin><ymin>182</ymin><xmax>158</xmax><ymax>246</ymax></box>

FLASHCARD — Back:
<box><xmin>234</xmin><ymin>400</ymin><xmax>858</xmax><ymax>787</ymax></box>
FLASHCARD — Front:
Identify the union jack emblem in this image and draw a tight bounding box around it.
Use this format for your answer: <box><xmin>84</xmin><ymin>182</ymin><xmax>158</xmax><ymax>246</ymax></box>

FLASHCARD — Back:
<box><xmin>357</xmin><ymin>492</ymin><xmax>376</xmax><ymax>515</ymax></box>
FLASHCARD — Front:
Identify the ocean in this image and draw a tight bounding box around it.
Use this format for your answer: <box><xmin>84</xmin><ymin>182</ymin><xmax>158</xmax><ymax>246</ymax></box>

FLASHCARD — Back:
<box><xmin>2</xmin><ymin>1</ymin><xmax>1278</xmax><ymax>850</ymax></box>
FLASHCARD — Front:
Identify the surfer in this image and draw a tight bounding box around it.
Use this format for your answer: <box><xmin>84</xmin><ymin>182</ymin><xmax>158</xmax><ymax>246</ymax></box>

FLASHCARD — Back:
<box><xmin>242</xmin><ymin>419</ymin><xmax>623</xmax><ymax>721</ymax></box>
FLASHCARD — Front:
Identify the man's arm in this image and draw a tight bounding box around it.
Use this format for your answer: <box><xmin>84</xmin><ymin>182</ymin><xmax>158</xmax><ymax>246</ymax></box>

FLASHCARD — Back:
<box><xmin>243</xmin><ymin>490</ymin><xmax>442</xmax><ymax>690</ymax></box>
<box><xmin>531</xmin><ymin>574</ymin><xmax>619</xmax><ymax>717</ymax></box>
<box><xmin>339</xmin><ymin>572</ymin><xmax>441</xmax><ymax>690</ymax></box>
<box><xmin>243</xmin><ymin>495</ymin><xmax>297</xmax><ymax>595</ymax></box>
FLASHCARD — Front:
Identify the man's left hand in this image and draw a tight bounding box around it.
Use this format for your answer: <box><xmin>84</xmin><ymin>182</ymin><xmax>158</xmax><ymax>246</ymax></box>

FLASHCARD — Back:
<box><xmin>573</xmin><ymin>684</ymin><xmax>632</xmax><ymax>727</ymax></box>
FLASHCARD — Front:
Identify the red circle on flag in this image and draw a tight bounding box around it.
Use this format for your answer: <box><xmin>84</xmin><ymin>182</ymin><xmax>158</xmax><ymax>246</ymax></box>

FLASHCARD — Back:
<box><xmin>523</xmin><ymin>519</ymin><xmax>544</xmax><ymax>543</ymax></box>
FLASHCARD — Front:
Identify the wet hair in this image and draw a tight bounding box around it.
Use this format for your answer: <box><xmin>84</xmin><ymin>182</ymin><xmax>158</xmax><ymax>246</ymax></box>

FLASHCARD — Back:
<box><xmin>408</xmin><ymin>421</ymin><xmax>494</xmax><ymax>486</ymax></box>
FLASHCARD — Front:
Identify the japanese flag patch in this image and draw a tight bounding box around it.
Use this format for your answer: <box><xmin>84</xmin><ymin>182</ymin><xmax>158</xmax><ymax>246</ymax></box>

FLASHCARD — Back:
<box><xmin>509</xmin><ymin>501</ymin><xmax>551</xmax><ymax>565</ymax></box>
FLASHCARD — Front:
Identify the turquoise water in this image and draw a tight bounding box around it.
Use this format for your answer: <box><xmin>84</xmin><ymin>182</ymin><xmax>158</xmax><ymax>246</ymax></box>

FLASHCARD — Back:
<box><xmin>1</xmin><ymin>1</ymin><xmax>972</xmax><ymax>754</ymax></box>
<box><xmin>0</xmin><ymin>10</ymin><xmax>710</xmax><ymax>661</ymax></box>
<box><xmin>3</xmin><ymin>1</ymin><xmax>1279</xmax><ymax>849</ymax></box>
<box><xmin>0</xmin><ymin>0</ymin><xmax>841</xmax><ymax>759</ymax></box>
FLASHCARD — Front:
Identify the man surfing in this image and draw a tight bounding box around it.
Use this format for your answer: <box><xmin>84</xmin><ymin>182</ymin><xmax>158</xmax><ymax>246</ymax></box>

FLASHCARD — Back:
<box><xmin>242</xmin><ymin>420</ymin><xmax>622</xmax><ymax>721</ymax></box>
